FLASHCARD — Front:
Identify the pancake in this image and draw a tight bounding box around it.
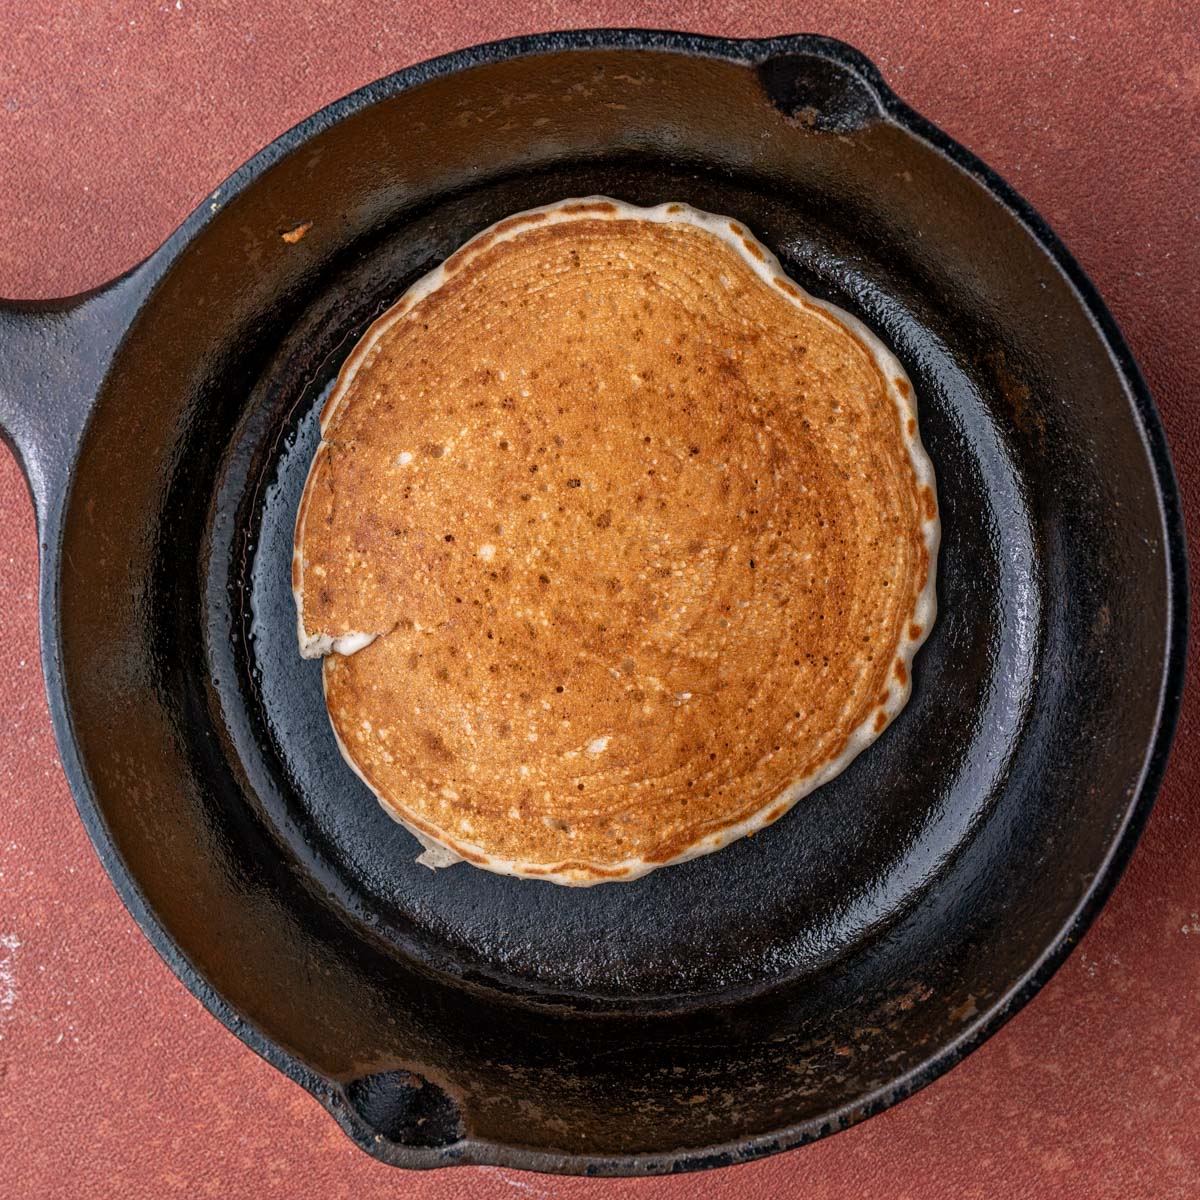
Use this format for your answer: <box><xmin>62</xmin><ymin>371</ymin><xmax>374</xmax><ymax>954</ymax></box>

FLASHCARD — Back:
<box><xmin>293</xmin><ymin>198</ymin><xmax>939</xmax><ymax>885</ymax></box>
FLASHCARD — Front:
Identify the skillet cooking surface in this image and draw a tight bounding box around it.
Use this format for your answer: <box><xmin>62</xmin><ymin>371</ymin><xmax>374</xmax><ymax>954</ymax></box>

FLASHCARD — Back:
<box><xmin>5</xmin><ymin>33</ymin><xmax>1182</xmax><ymax>1174</ymax></box>
<box><xmin>231</xmin><ymin>166</ymin><xmax>1031</xmax><ymax>1003</ymax></box>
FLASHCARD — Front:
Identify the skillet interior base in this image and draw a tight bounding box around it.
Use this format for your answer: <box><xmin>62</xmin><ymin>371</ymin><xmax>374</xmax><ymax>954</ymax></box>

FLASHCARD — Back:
<box><xmin>221</xmin><ymin>163</ymin><xmax>1033</xmax><ymax>1006</ymax></box>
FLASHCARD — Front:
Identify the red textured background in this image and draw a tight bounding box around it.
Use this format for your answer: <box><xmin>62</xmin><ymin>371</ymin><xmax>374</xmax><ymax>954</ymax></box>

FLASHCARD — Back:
<box><xmin>1</xmin><ymin>3</ymin><xmax>1197</xmax><ymax>1197</ymax></box>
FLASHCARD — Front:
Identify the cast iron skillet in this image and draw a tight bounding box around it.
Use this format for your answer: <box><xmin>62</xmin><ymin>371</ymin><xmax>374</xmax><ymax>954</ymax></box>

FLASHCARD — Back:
<box><xmin>0</xmin><ymin>30</ymin><xmax>1187</xmax><ymax>1176</ymax></box>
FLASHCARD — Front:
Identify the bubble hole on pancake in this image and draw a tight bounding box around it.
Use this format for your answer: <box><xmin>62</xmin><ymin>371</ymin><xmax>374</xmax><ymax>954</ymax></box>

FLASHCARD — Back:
<box><xmin>293</xmin><ymin>198</ymin><xmax>939</xmax><ymax>885</ymax></box>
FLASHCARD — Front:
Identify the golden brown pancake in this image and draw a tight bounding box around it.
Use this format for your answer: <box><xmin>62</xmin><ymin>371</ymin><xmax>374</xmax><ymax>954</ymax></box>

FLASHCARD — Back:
<box><xmin>294</xmin><ymin>198</ymin><xmax>939</xmax><ymax>885</ymax></box>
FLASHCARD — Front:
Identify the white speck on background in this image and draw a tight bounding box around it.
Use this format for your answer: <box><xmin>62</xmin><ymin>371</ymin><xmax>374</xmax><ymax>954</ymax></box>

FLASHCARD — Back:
<box><xmin>483</xmin><ymin>1170</ymin><xmax>548</xmax><ymax>1195</ymax></box>
<box><xmin>0</xmin><ymin>933</ymin><xmax>21</xmax><ymax>1033</ymax></box>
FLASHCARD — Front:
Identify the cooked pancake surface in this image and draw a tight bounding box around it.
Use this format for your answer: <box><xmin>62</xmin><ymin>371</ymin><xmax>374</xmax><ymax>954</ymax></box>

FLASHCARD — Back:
<box><xmin>294</xmin><ymin>198</ymin><xmax>938</xmax><ymax>884</ymax></box>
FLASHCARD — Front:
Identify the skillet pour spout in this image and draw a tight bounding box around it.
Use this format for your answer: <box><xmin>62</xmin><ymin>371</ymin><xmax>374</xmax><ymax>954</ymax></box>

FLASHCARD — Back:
<box><xmin>0</xmin><ymin>30</ymin><xmax>1187</xmax><ymax>1176</ymax></box>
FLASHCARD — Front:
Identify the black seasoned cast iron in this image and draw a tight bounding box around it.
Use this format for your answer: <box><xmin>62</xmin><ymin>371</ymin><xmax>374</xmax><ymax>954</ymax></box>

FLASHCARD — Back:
<box><xmin>0</xmin><ymin>30</ymin><xmax>1187</xmax><ymax>1176</ymax></box>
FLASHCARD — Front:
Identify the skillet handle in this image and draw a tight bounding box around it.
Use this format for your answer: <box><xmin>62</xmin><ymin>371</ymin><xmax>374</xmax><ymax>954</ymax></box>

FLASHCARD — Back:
<box><xmin>0</xmin><ymin>262</ymin><xmax>155</xmax><ymax>531</ymax></box>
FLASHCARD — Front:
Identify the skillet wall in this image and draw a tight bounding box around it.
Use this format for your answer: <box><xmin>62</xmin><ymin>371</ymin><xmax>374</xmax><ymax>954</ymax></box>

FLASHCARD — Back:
<box><xmin>53</xmin><ymin>43</ymin><xmax>1174</xmax><ymax>1166</ymax></box>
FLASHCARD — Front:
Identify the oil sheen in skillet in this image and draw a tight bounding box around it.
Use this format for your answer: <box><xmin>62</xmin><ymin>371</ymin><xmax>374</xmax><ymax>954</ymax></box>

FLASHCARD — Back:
<box><xmin>292</xmin><ymin>198</ymin><xmax>939</xmax><ymax>885</ymax></box>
